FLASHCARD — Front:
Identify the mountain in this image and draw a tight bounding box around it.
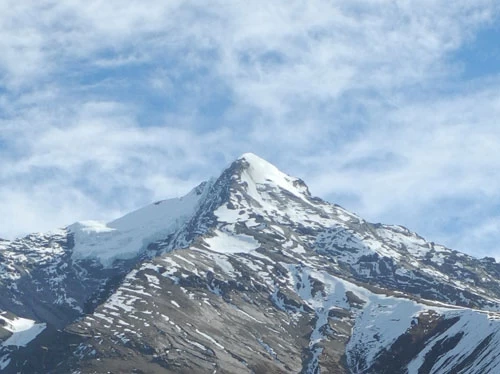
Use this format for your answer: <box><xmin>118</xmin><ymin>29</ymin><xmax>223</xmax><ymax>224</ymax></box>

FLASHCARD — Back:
<box><xmin>1</xmin><ymin>152</ymin><xmax>500</xmax><ymax>373</ymax></box>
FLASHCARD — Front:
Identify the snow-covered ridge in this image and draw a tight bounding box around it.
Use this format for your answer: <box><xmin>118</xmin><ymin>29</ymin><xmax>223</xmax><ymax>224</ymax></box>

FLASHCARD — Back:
<box><xmin>347</xmin><ymin>301</ymin><xmax>500</xmax><ymax>374</ymax></box>
<box><xmin>69</xmin><ymin>182</ymin><xmax>211</xmax><ymax>266</ymax></box>
<box><xmin>64</xmin><ymin>153</ymin><xmax>310</xmax><ymax>267</ymax></box>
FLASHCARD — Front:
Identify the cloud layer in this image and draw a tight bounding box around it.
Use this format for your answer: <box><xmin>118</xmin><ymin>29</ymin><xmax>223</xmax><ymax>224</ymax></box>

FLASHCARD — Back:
<box><xmin>1</xmin><ymin>0</ymin><xmax>500</xmax><ymax>258</ymax></box>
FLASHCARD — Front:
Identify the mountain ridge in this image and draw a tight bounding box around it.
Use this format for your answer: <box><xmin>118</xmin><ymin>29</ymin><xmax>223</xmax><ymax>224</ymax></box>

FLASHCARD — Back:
<box><xmin>1</xmin><ymin>153</ymin><xmax>500</xmax><ymax>373</ymax></box>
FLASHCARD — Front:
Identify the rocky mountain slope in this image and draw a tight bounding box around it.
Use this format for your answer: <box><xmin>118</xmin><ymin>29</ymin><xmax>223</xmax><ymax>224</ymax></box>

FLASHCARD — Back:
<box><xmin>1</xmin><ymin>153</ymin><xmax>500</xmax><ymax>373</ymax></box>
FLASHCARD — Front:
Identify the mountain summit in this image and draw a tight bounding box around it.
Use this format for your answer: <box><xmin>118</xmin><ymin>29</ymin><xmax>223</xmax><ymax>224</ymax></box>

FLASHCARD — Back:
<box><xmin>1</xmin><ymin>154</ymin><xmax>500</xmax><ymax>373</ymax></box>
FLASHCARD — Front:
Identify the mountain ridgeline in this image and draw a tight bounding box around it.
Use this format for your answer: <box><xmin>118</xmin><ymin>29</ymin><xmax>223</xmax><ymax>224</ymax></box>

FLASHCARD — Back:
<box><xmin>1</xmin><ymin>153</ymin><xmax>500</xmax><ymax>373</ymax></box>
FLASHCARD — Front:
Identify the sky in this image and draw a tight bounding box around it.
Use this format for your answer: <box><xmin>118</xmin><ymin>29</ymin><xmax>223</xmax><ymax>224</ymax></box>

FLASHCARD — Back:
<box><xmin>1</xmin><ymin>0</ymin><xmax>500</xmax><ymax>259</ymax></box>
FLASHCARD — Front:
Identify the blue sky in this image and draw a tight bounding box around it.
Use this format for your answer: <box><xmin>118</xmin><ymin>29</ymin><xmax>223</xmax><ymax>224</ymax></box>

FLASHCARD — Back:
<box><xmin>1</xmin><ymin>0</ymin><xmax>500</xmax><ymax>259</ymax></box>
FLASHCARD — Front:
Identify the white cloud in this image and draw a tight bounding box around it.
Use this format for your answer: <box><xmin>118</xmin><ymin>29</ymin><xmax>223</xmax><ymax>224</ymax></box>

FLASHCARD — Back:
<box><xmin>0</xmin><ymin>0</ymin><xmax>500</xmax><ymax>259</ymax></box>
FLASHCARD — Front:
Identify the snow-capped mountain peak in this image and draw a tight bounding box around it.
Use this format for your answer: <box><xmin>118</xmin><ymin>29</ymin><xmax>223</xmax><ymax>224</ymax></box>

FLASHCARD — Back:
<box><xmin>2</xmin><ymin>153</ymin><xmax>500</xmax><ymax>374</ymax></box>
<box><xmin>237</xmin><ymin>153</ymin><xmax>310</xmax><ymax>199</ymax></box>
<box><xmin>237</xmin><ymin>152</ymin><xmax>310</xmax><ymax>198</ymax></box>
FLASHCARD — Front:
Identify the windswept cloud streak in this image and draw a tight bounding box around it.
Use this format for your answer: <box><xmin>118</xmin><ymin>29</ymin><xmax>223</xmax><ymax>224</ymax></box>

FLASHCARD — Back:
<box><xmin>0</xmin><ymin>0</ymin><xmax>499</xmax><ymax>258</ymax></box>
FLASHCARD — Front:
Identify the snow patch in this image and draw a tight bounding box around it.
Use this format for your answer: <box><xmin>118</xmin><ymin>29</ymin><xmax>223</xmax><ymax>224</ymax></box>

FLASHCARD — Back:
<box><xmin>204</xmin><ymin>230</ymin><xmax>259</xmax><ymax>254</ymax></box>
<box><xmin>0</xmin><ymin>316</ymin><xmax>46</xmax><ymax>348</ymax></box>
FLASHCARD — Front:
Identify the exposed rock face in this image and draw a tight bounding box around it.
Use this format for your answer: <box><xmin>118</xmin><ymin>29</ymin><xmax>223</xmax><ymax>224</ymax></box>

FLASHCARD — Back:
<box><xmin>2</xmin><ymin>153</ymin><xmax>500</xmax><ymax>373</ymax></box>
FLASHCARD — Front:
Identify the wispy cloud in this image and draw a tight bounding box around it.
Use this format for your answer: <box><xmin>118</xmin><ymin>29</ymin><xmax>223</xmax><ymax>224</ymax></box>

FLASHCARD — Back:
<box><xmin>0</xmin><ymin>1</ymin><xmax>499</xmax><ymax>258</ymax></box>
